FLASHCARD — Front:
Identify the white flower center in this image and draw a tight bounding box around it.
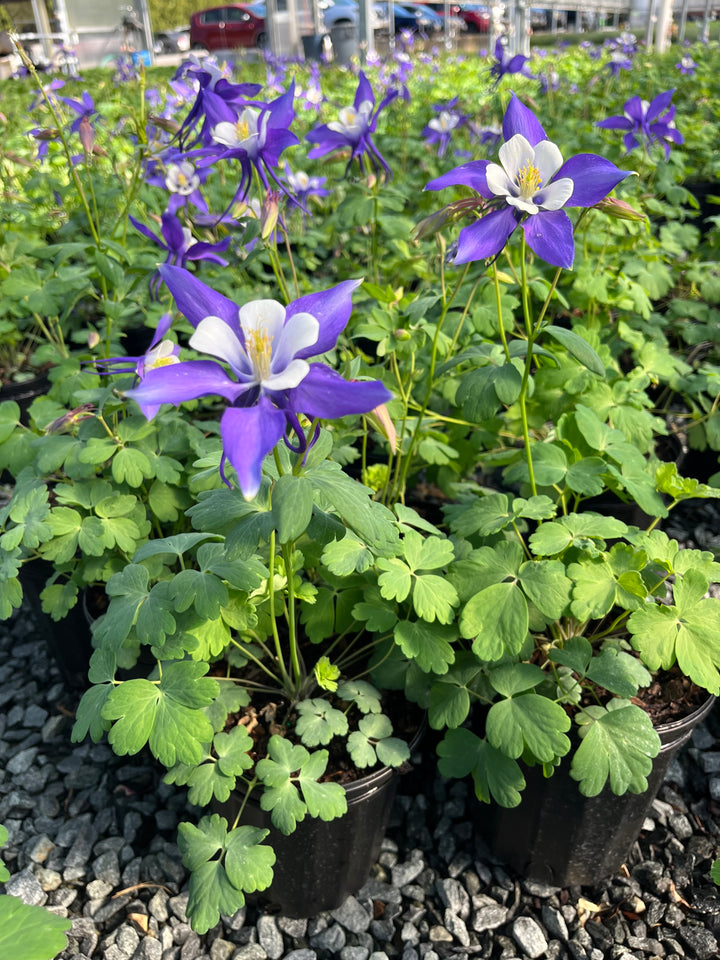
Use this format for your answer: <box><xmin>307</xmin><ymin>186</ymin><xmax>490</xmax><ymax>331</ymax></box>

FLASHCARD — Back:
<box><xmin>485</xmin><ymin>134</ymin><xmax>574</xmax><ymax>216</ymax></box>
<box><xmin>328</xmin><ymin>100</ymin><xmax>373</xmax><ymax>138</ymax></box>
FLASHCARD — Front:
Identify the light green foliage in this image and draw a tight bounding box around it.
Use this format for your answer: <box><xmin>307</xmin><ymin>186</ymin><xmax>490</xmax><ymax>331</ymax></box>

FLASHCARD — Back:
<box><xmin>257</xmin><ymin>737</ymin><xmax>347</xmax><ymax>834</ymax></box>
<box><xmin>178</xmin><ymin>816</ymin><xmax>275</xmax><ymax>934</ymax></box>
<box><xmin>377</xmin><ymin>529</ymin><xmax>458</xmax><ymax>624</ymax></box>
<box><xmin>571</xmin><ymin>702</ymin><xmax>661</xmax><ymax>796</ymax></box>
<box><xmin>295</xmin><ymin>698</ymin><xmax>349</xmax><ymax>746</ymax></box>
<box><xmin>347</xmin><ymin>714</ymin><xmax>410</xmax><ymax>768</ymax></box>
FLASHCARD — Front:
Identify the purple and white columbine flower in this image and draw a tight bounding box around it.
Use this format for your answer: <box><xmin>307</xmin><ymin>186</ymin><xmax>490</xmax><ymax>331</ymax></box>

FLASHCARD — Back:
<box><xmin>94</xmin><ymin>314</ymin><xmax>180</xmax><ymax>420</ymax></box>
<box><xmin>306</xmin><ymin>72</ymin><xmax>397</xmax><ymax>181</ymax></box>
<box><xmin>596</xmin><ymin>90</ymin><xmax>684</xmax><ymax>160</ymax></box>
<box><xmin>422</xmin><ymin>99</ymin><xmax>467</xmax><ymax>158</ymax></box>
<box><xmin>489</xmin><ymin>38</ymin><xmax>532</xmax><ymax>88</ymax></box>
<box><xmin>129</xmin><ymin>211</ymin><xmax>231</xmax><ymax>294</ymax></box>
<box><xmin>425</xmin><ymin>93</ymin><xmax>630</xmax><ymax>269</ymax></box>
<box><xmin>123</xmin><ymin>266</ymin><xmax>391</xmax><ymax>500</ymax></box>
<box><xmin>676</xmin><ymin>54</ymin><xmax>697</xmax><ymax>76</ymax></box>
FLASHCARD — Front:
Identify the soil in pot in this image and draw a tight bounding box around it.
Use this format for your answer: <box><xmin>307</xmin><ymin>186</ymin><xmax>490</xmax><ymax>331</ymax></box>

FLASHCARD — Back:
<box><xmin>476</xmin><ymin>689</ymin><xmax>715</xmax><ymax>887</ymax></box>
<box><xmin>213</xmin><ymin>709</ymin><xmax>425</xmax><ymax>917</ymax></box>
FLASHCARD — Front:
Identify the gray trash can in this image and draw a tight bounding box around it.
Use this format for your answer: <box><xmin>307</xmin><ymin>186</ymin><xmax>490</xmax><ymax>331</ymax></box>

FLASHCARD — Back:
<box><xmin>330</xmin><ymin>23</ymin><xmax>358</xmax><ymax>65</ymax></box>
<box><xmin>302</xmin><ymin>33</ymin><xmax>326</xmax><ymax>61</ymax></box>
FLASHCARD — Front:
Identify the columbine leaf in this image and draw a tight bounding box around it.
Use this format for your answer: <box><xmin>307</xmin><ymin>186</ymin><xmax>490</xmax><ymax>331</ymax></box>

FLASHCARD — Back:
<box><xmin>628</xmin><ymin>570</ymin><xmax>720</xmax><ymax>694</ymax></box>
<box><xmin>427</xmin><ymin>654</ymin><xmax>483</xmax><ymax>729</ymax></box>
<box><xmin>571</xmin><ymin>703</ymin><xmax>661</xmax><ymax>796</ymax></box>
<box><xmin>549</xmin><ymin>636</ymin><xmax>592</xmax><ymax>676</ymax></box>
<box><xmin>518</xmin><ymin>559</ymin><xmax>572</xmax><ymax>620</ymax></box>
<box><xmin>486</xmin><ymin>695</ymin><xmax>571</xmax><ymax>763</ymax></box>
<box><xmin>112</xmin><ymin>446</ymin><xmax>152</xmax><ymax>487</ymax></box>
<box><xmin>295</xmin><ymin>699</ymin><xmax>349</xmax><ymax>746</ymax></box>
<box><xmin>586</xmin><ymin>648</ymin><xmax>652</xmax><ymax>698</ymax></box>
<box><xmin>487</xmin><ymin>663</ymin><xmax>545</xmax><ymax>698</ymax></box>
<box><xmin>412</xmin><ymin>573</ymin><xmax>459</xmax><ymax>624</ymax></box>
<box><xmin>437</xmin><ymin>728</ymin><xmax>525</xmax><ymax>807</ymax></box>
<box><xmin>272</xmin><ymin>474</ymin><xmax>313</xmax><ymax>543</ymax></box>
<box><xmin>102</xmin><ymin>662</ymin><xmax>217</xmax><ymax>766</ymax></box>
<box><xmin>544</xmin><ymin>325</ymin><xmax>605</xmax><ymax>376</ymax></box>
<box><xmin>529</xmin><ymin>513</ymin><xmax>628</xmax><ymax>557</ymax></box>
<box><xmin>5</xmin><ymin>483</ymin><xmax>51</xmax><ymax>549</ymax></box>
<box><xmin>224</xmin><ymin>824</ymin><xmax>276</xmax><ymax>893</ymax></box>
<box><xmin>0</xmin><ymin>895</ymin><xmax>70</xmax><ymax>960</ymax></box>
<box><xmin>178</xmin><ymin>815</ymin><xmax>273</xmax><ymax>934</ymax></box>
<box><xmin>214</xmin><ymin>725</ymin><xmax>254</xmax><ymax>777</ymax></box>
<box><xmin>336</xmin><ymin>680</ymin><xmax>382</xmax><ymax>714</ymax></box>
<box><xmin>393</xmin><ymin>619</ymin><xmax>455</xmax><ymax>674</ymax></box>
<box><xmin>298</xmin><ymin>752</ymin><xmax>347</xmax><ymax>821</ymax></box>
<box><xmin>322</xmin><ymin>534</ymin><xmax>373</xmax><ymax>575</ymax></box>
<box><xmin>444</xmin><ymin>493</ymin><xmax>513</xmax><ymax>537</ymax></box>
<box><xmin>377</xmin><ymin>557</ymin><xmax>412</xmax><ymax>602</ymax></box>
<box><xmin>461</xmin><ymin>582</ymin><xmax>529</xmax><ymax>661</ymax></box>
<box><xmin>168</xmin><ymin>569</ymin><xmax>228</xmax><ymax>620</ymax></box>
<box><xmin>256</xmin><ymin>737</ymin><xmax>309</xmax><ymax>834</ymax></box>
<box><xmin>72</xmin><ymin>683</ymin><xmax>112</xmax><ymax>743</ymax></box>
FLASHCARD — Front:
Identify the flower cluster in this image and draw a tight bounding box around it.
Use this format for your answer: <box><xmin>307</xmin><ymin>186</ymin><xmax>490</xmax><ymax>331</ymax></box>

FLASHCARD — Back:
<box><xmin>597</xmin><ymin>90</ymin><xmax>684</xmax><ymax>160</ymax></box>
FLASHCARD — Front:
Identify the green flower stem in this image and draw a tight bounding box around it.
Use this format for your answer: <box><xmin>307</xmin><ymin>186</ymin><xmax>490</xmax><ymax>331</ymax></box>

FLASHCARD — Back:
<box><xmin>280</xmin><ymin>221</ymin><xmax>301</xmax><ymax>299</ymax></box>
<box><xmin>518</xmin><ymin>234</ymin><xmax>537</xmax><ymax>497</ymax></box>
<box><xmin>281</xmin><ymin>541</ymin><xmax>302</xmax><ymax>690</ymax></box>
<box><xmin>32</xmin><ymin>313</ymin><xmax>67</xmax><ymax>359</ymax></box>
<box><xmin>18</xmin><ymin>49</ymin><xmax>101</xmax><ymax>248</ymax></box>
<box><xmin>371</xmin><ymin>180</ymin><xmax>380</xmax><ymax>285</ymax></box>
<box><xmin>492</xmin><ymin>262</ymin><xmax>512</xmax><ymax>362</ymax></box>
<box><xmin>391</xmin><ymin>253</ymin><xmax>469</xmax><ymax>503</ymax></box>
<box><xmin>230</xmin><ymin>775</ymin><xmax>258</xmax><ymax>831</ymax></box>
<box><xmin>266</xmin><ymin>529</ymin><xmax>291</xmax><ymax>690</ymax></box>
<box><xmin>228</xmin><ymin>637</ymin><xmax>283</xmax><ymax>686</ymax></box>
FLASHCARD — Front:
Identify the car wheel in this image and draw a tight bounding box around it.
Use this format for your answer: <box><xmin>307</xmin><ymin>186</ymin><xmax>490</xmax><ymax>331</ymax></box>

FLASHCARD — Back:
<box><xmin>256</xmin><ymin>31</ymin><xmax>267</xmax><ymax>48</ymax></box>
<box><xmin>191</xmin><ymin>42</ymin><xmax>206</xmax><ymax>51</ymax></box>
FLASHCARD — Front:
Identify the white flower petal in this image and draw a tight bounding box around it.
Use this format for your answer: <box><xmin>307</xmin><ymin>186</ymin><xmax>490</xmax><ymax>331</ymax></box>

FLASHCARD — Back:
<box><xmin>263</xmin><ymin>358</ymin><xmax>310</xmax><ymax>391</ymax></box>
<box><xmin>507</xmin><ymin>195</ymin><xmax>539</xmax><ymax>215</ymax></box>
<box><xmin>532</xmin><ymin>140</ymin><xmax>565</xmax><ymax>186</ymax></box>
<box><xmin>536</xmin><ymin>177</ymin><xmax>574</xmax><ymax>211</ymax></box>
<box><xmin>211</xmin><ymin>121</ymin><xmax>240</xmax><ymax>147</ymax></box>
<box><xmin>239</xmin><ymin>300</ymin><xmax>287</xmax><ymax>344</ymax></box>
<box><xmin>272</xmin><ymin>311</ymin><xmax>320</xmax><ymax>371</ymax></box>
<box><xmin>486</xmin><ymin>162</ymin><xmax>516</xmax><ymax>198</ymax></box>
<box><xmin>498</xmin><ymin>134</ymin><xmax>534</xmax><ymax>180</ymax></box>
<box><xmin>190</xmin><ymin>316</ymin><xmax>254</xmax><ymax>380</ymax></box>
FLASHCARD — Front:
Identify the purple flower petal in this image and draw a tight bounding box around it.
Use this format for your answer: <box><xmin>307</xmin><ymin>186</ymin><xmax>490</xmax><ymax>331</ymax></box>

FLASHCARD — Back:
<box><xmin>220</xmin><ymin>398</ymin><xmax>287</xmax><ymax>500</ymax></box>
<box><xmin>623</xmin><ymin>96</ymin><xmax>645</xmax><ymax>123</ymax></box>
<box><xmin>425</xmin><ymin>160</ymin><xmax>492</xmax><ymax>198</ymax></box>
<box><xmin>595</xmin><ymin>116</ymin><xmax>634</xmax><ymax>131</ymax></box>
<box><xmin>522</xmin><ymin>209</ymin><xmax>575</xmax><ymax>269</ymax></box>
<box><xmin>355</xmin><ymin>71</ymin><xmax>375</xmax><ymax>110</ymax></box>
<box><xmin>288</xmin><ymin>279</ymin><xmax>363</xmax><ymax>359</ymax></box>
<box><xmin>454</xmin><ymin>205</ymin><xmax>519</xmax><ymax>264</ymax></box>
<box><xmin>125</xmin><ymin>360</ymin><xmax>247</xmax><ymax>412</ymax></box>
<box><xmin>288</xmin><ymin>364</ymin><xmax>391</xmax><ymax>419</ymax></box>
<box><xmin>159</xmin><ymin>265</ymin><xmax>241</xmax><ymax>336</ymax></box>
<box><xmin>503</xmin><ymin>93</ymin><xmax>547</xmax><ymax>146</ymax></box>
<box><xmin>647</xmin><ymin>89</ymin><xmax>675</xmax><ymax>123</ymax></box>
<box><xmin>555</xmin><ymin>154</ymin><xmax>632</xmax><ymax>207</ymax></box>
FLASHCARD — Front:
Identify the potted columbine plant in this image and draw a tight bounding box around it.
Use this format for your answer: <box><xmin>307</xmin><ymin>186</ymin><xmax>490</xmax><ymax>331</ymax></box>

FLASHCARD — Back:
<box><xmin>382</xmin><ymin>91</ymin><xmax>720</xmax><ymax>885</ymax></box>
<box><xmin>69</xmin><ymin>265</ymin><xmax>455</xmax><ymax>930</ymax></box>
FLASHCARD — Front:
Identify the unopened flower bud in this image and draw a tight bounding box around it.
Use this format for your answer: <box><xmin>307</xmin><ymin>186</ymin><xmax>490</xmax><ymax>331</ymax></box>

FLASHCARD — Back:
<box><xmin>87</xmin><ymin>331</ymin><xmax>100</xmax><ymax>349</ymax></box>
<box><xmin>393</xmin><ymin>328</ymin><xmax>411</xmax><ymax>341</ymax></box>
<box><xmin>78</xmin><ymin>116</ymin><xmax>95</xmax><ymax>154</ymax></box>
<box><xmin>595</xmin><ymin>195</ymin><xmax>645</xmax><ymax>221</ymax></box>
<box><xmin>365</xmin><ymin>402</ymin><xmax>397</xmax><ymax>453</ymax></box>
<box><xmin>46</xmin><ymin>403</ymin><xmax>95</xmax><ymax>434</ymax></box>
<box><xmin>414</xmin><ymin>197</ymin><xmax>487</xmax><ymax>241</ymax></box>
<box><xmin>261</xmin><ymin>191</ymin><xmax>280</xmax><ymax>239</ymax></box>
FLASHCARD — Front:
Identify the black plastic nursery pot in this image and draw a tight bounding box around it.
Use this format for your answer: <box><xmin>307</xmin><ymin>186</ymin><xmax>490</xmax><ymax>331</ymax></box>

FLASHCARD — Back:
<box><xmin>215</xmin><ymin>727</ymin><xmax>423</xmax><ymax>918</ymax></box>
<box><xmin>478</xmin><ymin>695</ymin><xmax>716</xmax><ymax>888</ymax></box>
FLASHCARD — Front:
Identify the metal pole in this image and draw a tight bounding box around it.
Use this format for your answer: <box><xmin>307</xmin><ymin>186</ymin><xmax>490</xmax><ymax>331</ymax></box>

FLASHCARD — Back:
<box><xmin>678</xmin><ymin>0</ymin><xmax>690</xmax><ymax>41</ymax></box>
<box><xmin>388</xmin><ymin>0</ymin><xmax>395</xmax><ymax>50</ymax></box>
<box><xmin>655</xmin><ymin>0</ymin><xmax>673</xmax><ymax>52</ymax></box>
<box><xmin>30</xmin><ymin>0</ymin><xmax>54</xmax><ymax>59</ymax></box>
<box><xmin>137</xmin><ymin>0</ymin><xmax>155</xmax><ymax>64</ymax></box>
<box><xmin>645</xmin><ymin>0</ymin><xmax>659</xmax><ymax>48</ymax></box>
<box><xmin>701</xmin><ymin>0</ymin><xmax>712</xmax><ymax>43</ymax></box>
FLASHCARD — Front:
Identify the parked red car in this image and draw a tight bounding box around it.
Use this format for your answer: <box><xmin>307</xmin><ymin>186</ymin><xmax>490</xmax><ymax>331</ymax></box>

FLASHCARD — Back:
<box><xmin>457</xmin><ymin>3</ymin><xmax>490</xmax><ymax>32</ymax></box>
<box><xmin>189</xmin><ymin>3</ymin><xmax>267</xmax><ymax>51</ymax></box>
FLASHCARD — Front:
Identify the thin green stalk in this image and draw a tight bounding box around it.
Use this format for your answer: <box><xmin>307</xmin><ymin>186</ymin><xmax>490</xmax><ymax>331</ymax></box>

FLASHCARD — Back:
<box><xmin>281</xmin><ymin>542</ymin><xmax>302</xmax><ymax>689</ymax></box>
<box><xmin>517</xmin><ymin>234</ymin><xmax>537</xmax><ymax>496</ymax></box>
<box><xmin>391</xmin><ymin>256</ymin><xmax>470</xmax><ymax>503</ymax></box>
<box><xmin>267</xmin><ymin>530</ymin><xmax>291</xmax><ymax>689</ymax></box>
<box><xmin>492</xmin><ymin>263</ymin><xmax>512</xmax><ymax>362</ymax></box>
<box><xmin>230</xmin><ymin>776</ymin><xmax>258</xmax><ymax>831</ymax></box>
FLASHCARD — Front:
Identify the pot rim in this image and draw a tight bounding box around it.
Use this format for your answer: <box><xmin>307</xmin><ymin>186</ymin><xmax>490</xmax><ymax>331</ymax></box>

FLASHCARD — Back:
<box><xmin>656</xmin><ymin>691</ymin><xmax>716</xmax><ymax>749</ymax></box>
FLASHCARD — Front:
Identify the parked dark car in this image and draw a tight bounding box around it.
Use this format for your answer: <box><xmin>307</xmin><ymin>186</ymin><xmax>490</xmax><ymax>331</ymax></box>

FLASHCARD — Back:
<box><xmin>375</xmin><ymin>2</ymin><xmax>444</xmax><ymax>34</ymax></box>
<box><xmin>189</xmin><ymin>3</ymin><xmax>266</xmax><ymax>51</ymax></box>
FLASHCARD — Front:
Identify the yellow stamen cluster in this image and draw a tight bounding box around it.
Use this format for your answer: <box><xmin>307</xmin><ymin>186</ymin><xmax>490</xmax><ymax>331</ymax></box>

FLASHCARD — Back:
<box><xmin>235</xmin><ymin>118</ymin><xmax>251</xmax><ymax>141</ymax></box>
<box><xmin>246</xmin><ymin>326</ymin><xmax>273</xmax><ymax>381</ymax></box>
<box><xmin>514</xmin><ymin>162</ymin><xmax>543</xmax><ymax>199</ymax></box>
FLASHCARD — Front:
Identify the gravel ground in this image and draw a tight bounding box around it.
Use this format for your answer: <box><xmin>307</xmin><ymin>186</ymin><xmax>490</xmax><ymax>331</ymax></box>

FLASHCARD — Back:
<box><xmin>1</xmin><ymin>602</ymin><xmax>719</xmax><ymax>960</ymax></box>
